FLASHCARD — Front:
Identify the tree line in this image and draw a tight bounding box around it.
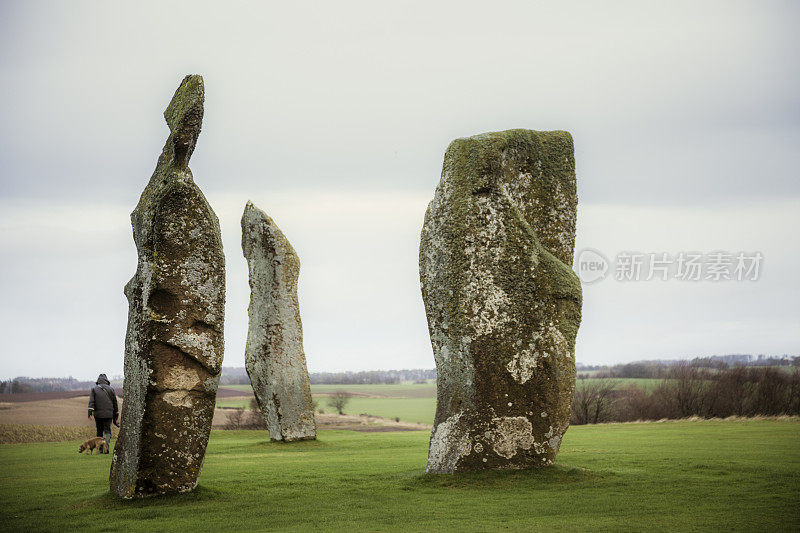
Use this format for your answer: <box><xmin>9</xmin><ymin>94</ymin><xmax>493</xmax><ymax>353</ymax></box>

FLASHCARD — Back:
<box><xmin>0</xmin><ymin>377</ymin><xmax>95</xmax><ymax>394</ymax></box>
<box><xmin>571</xmin><ymin>364</ymin><xmax>800</xmax><ymax>425</ymax></box>
<box><xmin>577</xmin><ymin>355</ymin><xmax>799</xmax><ymax>380</ymax></box>
<box><xmin>219</xmin><ymin>367</ymin><xmax>436</xmax><ymax>385</ymax></box>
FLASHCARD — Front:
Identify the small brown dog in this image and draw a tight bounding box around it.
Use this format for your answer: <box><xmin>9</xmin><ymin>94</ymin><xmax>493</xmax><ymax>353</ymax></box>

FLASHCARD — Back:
<box><xmin>78</xmin><ymin>436</ymin><xmax>108</xmax><ymax>455</ymax></box>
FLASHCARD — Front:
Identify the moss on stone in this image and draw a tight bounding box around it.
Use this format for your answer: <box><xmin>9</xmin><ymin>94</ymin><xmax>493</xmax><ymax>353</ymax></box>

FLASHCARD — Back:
<box><xmin>110</xmin><ymin>75</ymin><xmax>225</xmax><ymax>498</ymax></box>
<box><xmin>241</xmin><ymin>202</ymin><xmax>316</xmax><ymax>442</ymax></box>
<box><xmin>421</xmin><ymin>129</ymin><xmax>582</xmax><ymax>474</ymax></box>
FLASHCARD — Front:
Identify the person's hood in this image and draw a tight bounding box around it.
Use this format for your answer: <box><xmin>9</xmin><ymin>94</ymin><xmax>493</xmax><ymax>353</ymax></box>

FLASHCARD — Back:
<box><xmin>96</xmin><ymin>374</ymin><xmax>110</xmax><ymax>385</ymax></box>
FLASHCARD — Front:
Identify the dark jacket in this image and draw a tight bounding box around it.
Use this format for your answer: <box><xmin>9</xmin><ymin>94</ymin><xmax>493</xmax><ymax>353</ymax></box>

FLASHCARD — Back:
<box><xmin>88</xmin><ymin>374</ymin><xmax>118</xmax><ymax>420</ymax></box>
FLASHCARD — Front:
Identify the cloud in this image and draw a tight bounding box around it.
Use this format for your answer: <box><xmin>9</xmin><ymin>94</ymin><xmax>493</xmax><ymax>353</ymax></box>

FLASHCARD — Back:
<box><xmin>1</xmin><ymin>1</ymin><xmax>798</xmax><ymax>202</ymax></box>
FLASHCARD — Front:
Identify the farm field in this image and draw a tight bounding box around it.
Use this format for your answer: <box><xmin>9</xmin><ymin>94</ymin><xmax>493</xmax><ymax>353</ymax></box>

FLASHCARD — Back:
<box><xmin>0</xmin><ymin>396</ymin><xmax>253</xmax><ymax>433</ymax></box>
<box><xmin>220</xmin><ymin>382</ymin><xmax>439</xmax><ymax>424</ymax></box>
<box><xmin>228</xmin><ymin>378</ymin><xmax>663</xmax><ymax>397</ymax></box>
<box><xmin>1</xmin><ymin>419</ymin><xmax>797</xmax><ymax>531</ymax></box>
<box><xmin>217</xmin><ymin>379</ymin><xmax>665</xmax><ymax>425</ymax></box>
<box><xmin>0</xmin><ymin>378</ymin><xmax>723</xmax><ymax>431</ymax></box>
<box><xmin>575</xmin><ymin>377</ymin><xmax>664</xmax><ymax>391</ymax></box>
<box><xmin>218</xmin><ymin>396</ymin><xmax>437</xmax><ymax>426</ymax></box>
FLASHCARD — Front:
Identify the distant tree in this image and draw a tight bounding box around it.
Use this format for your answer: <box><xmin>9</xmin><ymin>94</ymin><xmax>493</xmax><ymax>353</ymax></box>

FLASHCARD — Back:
<box><xmin>706</xmin><ymin>366</ymin><xmax>749</xmax><ymax>417</ymax></box>
<box><xmin>789</xmin><ymin>369</ymin><xmax>800</xmax><ymax>415</ymax></box>
<box><xmin>219</xmin><ymin>366</ymin><xmax>251</xmax><ymax>385</ymax></box>
<box><xmin>571</xmin><ymin>379</ymin><xmax>618</xmax><ymax>424</ymax></box>
<box><xmin>10</xmin><ymin>380</ymin><xmax>31</xmax><ymax>394</ymax></box>
<box><xmin>327</xmin><ymin>391</ymin><xmax>351</xmax><ymax>415</ymax></box>
<box><xmin>309</xmin><ymin>369</ymin><xmax>434</xmax><ymax>384</ymax></box>
<box><xmin>750</xmin><ymin>367</ymin><xmax>791</xmax><ymax>416</ymax></box>
<box><xmin>225</xmin><ymin>408</ymin><xmax>245</xmax><ymax>430</ymax></box>
<box><xmin>670</xmin><ymin>363</ymin><xmax>708</xmax><ymax>417</ymax></box>
<box><xmin>244</xmin><ymin>398</ymin><xmax>267</xmax><ymax>429</ymax></box>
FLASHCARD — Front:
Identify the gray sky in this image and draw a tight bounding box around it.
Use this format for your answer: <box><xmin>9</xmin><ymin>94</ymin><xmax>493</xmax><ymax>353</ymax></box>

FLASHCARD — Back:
<box><xmin>1</xmin><ymin>1</ymin><xmax>798</xmax><ymax>380</ymax></box>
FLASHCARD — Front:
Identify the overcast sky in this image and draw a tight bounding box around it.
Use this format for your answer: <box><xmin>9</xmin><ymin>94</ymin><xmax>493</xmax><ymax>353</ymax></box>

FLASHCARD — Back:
<box><xmin>1</xmin><ymin>1</ymin><xmax>798</xmax><ymax>380</ymax></box>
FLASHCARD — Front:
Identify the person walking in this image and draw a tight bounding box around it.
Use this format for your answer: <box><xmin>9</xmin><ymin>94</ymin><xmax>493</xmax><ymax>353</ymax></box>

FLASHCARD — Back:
<box><xmin>88</xmin><ymin>374</ymin><xmax>119</xmax><ymax>454</ymax></box>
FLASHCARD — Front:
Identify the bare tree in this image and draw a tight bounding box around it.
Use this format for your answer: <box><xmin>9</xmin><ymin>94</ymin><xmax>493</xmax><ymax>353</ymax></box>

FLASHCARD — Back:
<box><xmin>574</xmin><ymin>365</ymin><xmax>799</xmax><ymax>423</ymax></box>
<box><xmin>751</xmin><ymin>367</ymin><xmax>790</xmax><ymax>415</ymax></box>
<box><xmin>571</xmin><ymin>379</ymin><xmax>618</xmax><ymax>424</ymax></box>
<box><xmin>572</xmin><ymin>381</ymin><xmax>595</xmax><ymax>425</ymax></box>
<box><xmin>670</xmin><ymin>363</ymin><xmax>708</xmax><ymax>417</ymax></box>
<box><xmin>246</xmin><ymin>397</ymin><xmax>266</xmax><ymax>429</ymax></box>
<box><xmin>224</xmin><ymin>408</ymin><xmax>245</xmax><ymax>430</ymax></box>
<box><xmin>706</xmin><ymin>365</ymin><xmax>748</xmax><ymax>417</ymax></box>
<box><xmin>789</xmin><ymin>368</ymin><xmax>800</xmax><ymax>415</ymax></box>
<box><xmin>592</xmin><ymin>380</ymin><xmax>618</xmax><ymax>423</ymax></box>
<box><xmin>327</xmin><ymin>391</ymin><xmax>351</xmax><ymax>415</ymax></box>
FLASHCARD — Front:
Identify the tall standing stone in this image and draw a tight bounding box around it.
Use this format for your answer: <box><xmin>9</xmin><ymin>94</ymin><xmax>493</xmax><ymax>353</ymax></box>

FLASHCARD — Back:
<box><xmin>110</xmin><ymin>75</ymin><xmax>226</xmax><ymax>497</ymax></box>
<box><xmin>241</xmin><ymin>202</ymin><xmax>316</xmax><ymax>441</ymax></box>
<box><xmin>420</xmin><ymin>129</ymin><xmax>582</xmax><ymax>473</ymax></box>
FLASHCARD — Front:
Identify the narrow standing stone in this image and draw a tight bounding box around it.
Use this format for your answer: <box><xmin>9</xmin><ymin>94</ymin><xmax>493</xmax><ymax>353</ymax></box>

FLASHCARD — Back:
<box><xmin>110</xmin><ymin>75</ymin><xmax>226</xmax><ymax>497</ymax></box>
<box><xmin>241</xmin><ymin>202</ymin><xmax>316</xmax><ymax>441</ymax></box>
<box><xmin>420</xmin><ymin>129</ymin><xmax>582</xmax><ymax>473</ymax></box>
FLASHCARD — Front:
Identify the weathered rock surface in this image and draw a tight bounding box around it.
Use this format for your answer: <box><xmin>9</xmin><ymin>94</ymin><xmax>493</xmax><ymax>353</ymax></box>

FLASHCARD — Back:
<box><xmin>110</xmin><ymin>75</ymin><xmax>226</xmax><ymax>497</ymax></box>
<box><xmin>241</xmin><ymin>202</ymin><xmax>316</xmax><ymax>441</ymax></box>
<box><xmin>420</xmin><ymin>129</ymin><xmax>582</xmax><ymax>473</ymax></box>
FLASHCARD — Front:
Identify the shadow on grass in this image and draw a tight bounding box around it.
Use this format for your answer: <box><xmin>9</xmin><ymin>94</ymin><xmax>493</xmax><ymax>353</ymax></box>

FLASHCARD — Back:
<box><xmin>244</xmin><ymin>438</ymin><xmax>331</xmax><ymax>453</ymax></box>
<box><xmin>403</xmin><ymin>463</ymin><xmax>605</xmax><ymax>491</ymax></box>
<box><xmin>77</xmin><ymin>485</ymin><xmax>223</xmax><ymax>510</ymax></box>
<box><xmin>209</xmin><ymin>430</ymin><xmax>332</xmax><ymax>452</ymax></box>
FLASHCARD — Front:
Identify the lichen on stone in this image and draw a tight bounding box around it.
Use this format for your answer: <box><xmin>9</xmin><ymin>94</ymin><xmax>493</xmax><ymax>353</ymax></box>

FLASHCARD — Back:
<box><xmin>241</xmin><ymin>201</ymin><xmax>316</xmax><ymax>442</ymax></box>
<box><xmin>421</xmin><ymin>129</ymin><xmax>582</xmax><ymax>474</ymax></box>
<box><xmin>487</xmin><ymin>416</ymin><xmax>535</xmax><ymax>459</ymax></box>
<box><xmin>110</xmin><ymin>75</ymin><xmax>226</xmax><ymax>498</ymax></box>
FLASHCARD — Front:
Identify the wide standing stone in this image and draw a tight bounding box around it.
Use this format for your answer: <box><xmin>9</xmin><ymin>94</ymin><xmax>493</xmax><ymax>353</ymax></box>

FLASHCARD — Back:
<box><xmin>241</xmin><ymin>202</ymin><xmax>316</xmax><ymax>441</ymax></box>
<box><xmin>110</xmin><ymin>75</ymin><xmax>226</xmax><ymax>497</ymax></box>
<box><xmin>420</xmin><ymin>130</ymin><xmax>582</xmax><ymax>473</ymax></box>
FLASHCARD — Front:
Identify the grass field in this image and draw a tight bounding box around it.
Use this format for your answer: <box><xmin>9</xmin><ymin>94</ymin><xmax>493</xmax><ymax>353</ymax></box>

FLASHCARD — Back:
<box><xmin>1</xmin><ymin>419</ymin><xmax>798</xmax><ymax>531</ymax></box>
<box><xmin>576</xmin><ymin>378</ymin><xmax>664</xmax><ymax>392</ymax></box>
<box><xmin>319</xmin><ymin>397</ymin><xmax>435</xmax><ymax>424</ymax></box>
<box><xmin>220</xmin><ymin>382</ymin><xmax>439</xmax><ymax>424</ymax></box>
<box><xmin>217</xmin><ymin>396</ymin><xmax>436</xmax><ymax>425</ymax></box>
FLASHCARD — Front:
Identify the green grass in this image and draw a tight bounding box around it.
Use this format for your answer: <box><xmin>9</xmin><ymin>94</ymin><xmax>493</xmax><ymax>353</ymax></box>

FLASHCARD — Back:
<box><xmin>219</xmin><ymin>382</ymin><xmax>439</xmax><ymax>423</ymax></box>
<box><xmin>218</xmin><ymin>396</ymin><xmax>437</xmax><ymax>424</ymax></box>
<box><xmin>215</xmin><ymin>397</ymin><xmax>252</xmax><ymax>408</ymax></box>
<box><xmin>321</xmin><ymin>397</ymin><xmax>436</xmax><ymax>424</ymax></box>
<box><xmin>1</xmin><ymin>420</ymin><xmax>798</xmax><ymax>531</ymax></box>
